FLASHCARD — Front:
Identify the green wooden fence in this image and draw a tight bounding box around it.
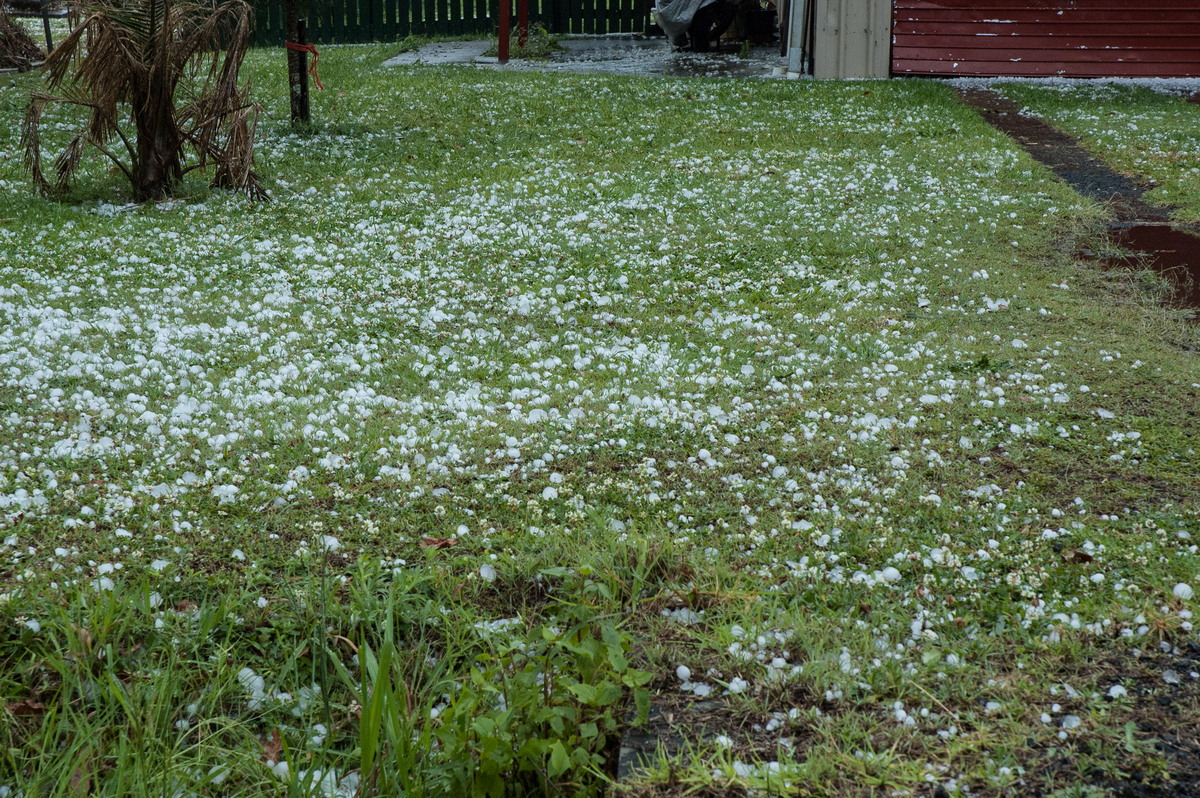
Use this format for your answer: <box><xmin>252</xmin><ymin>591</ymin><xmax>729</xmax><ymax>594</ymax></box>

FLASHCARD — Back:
<box><xmin>248</xmin><ymin>0</ymin><xmax>651</xmax><ymax>46</ymax></box>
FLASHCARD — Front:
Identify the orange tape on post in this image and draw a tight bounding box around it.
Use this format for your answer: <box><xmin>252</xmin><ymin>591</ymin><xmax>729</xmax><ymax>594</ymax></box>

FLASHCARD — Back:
<box><xmin>285</xmin><ymin>41</ymin><xmax>325</xmax><ymax>90</ymax></box>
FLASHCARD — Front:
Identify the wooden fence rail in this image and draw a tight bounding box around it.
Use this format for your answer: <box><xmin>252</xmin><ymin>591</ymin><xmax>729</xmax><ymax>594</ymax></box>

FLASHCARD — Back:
<box><xmin>248</xmin><ymin>0</ymin><xmax>651</xmax><ymax>46</ymax></box>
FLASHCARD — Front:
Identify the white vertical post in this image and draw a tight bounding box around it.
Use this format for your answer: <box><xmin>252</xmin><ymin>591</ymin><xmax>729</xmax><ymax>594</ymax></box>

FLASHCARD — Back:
<box><xmin>785</xmin><ymin>0</ymin><xmax>807</xmax><ymax>76</ymax></box>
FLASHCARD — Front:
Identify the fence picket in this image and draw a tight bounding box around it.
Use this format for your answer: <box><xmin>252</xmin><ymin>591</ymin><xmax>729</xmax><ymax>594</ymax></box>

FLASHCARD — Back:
<box><xmin>391</xmin><ymin>0</ymin><xmax>405</xmax><ymax>40</ymax></box>
<box><xmin>247</xmin><ymin>0</ymin><xmax>652</xmax><ymax>44</ymax></box>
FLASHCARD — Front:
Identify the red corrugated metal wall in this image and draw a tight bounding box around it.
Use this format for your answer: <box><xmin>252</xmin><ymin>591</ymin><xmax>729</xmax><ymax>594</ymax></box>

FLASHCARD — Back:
<box><xmin>892</xmin><ymin>1</ymin><xmax>1200</xmax><ymax>77</ymax></box>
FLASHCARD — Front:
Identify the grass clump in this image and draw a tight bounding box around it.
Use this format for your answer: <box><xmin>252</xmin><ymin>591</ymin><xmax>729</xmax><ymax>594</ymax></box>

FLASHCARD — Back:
<box><xmin>484</xmin><ymin>25</ymin><xmax>562</xmax><ymax>59</ymax></box>
<box><xmin>0</xmin><ymin>50</ymin><xmax>1198</xmax><ymax>796</ymax></box>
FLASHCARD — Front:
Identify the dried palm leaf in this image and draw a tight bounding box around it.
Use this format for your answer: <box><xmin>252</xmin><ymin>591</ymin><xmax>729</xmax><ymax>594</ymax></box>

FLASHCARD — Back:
<box><xmin>21</xmin><ymin>0</ymin><xmax>267</xmax><ymax>201</ymax></box>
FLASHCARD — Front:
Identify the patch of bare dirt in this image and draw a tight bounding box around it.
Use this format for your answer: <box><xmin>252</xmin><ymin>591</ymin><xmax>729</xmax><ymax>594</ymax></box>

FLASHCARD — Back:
<box><xmin>1030</xmin><ymin>642</ymin><xmax>1200</xmax><ymax>797</ymax></box>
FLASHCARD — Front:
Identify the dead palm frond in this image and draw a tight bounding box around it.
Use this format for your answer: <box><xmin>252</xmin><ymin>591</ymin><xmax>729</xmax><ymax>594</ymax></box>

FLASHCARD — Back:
<box><xmin>22</xmin><ymin>0</ymin><xmax>268</xmax><ymax>201</ymax></box>
<box><xmin>0</xmin><ymin>7</ymin><xmax>44</xmax><ymax>70</ymax></box>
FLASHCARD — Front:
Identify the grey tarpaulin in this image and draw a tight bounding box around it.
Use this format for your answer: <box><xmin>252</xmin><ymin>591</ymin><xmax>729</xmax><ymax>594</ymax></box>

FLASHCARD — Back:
<box><xmin>653</xmin><ymin>0</ymin><xmax>718</xmax><ymax>46</ymax></box>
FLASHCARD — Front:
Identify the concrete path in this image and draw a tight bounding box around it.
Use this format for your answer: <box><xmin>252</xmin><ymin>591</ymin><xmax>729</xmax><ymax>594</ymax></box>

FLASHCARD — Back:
<box><xmin>383</xmin><ymin>35</ymin><xmax>788</xmax><ymax>79</ymax></box>
<box><xmin>383</xmin><ymin>40</ymin><xmax>491</xmax><ymax>67</ymax></box>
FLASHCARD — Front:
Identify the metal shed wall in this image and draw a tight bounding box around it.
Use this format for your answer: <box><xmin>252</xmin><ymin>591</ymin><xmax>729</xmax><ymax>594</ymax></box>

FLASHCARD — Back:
<box><xmin>892</xmin><ymin>0</ymin><xmax>1200</xmax><ymax>78</ymax></box>
<box><xmin>813</xmin><ymin>0</ymin><xmax>893</xmax><ymax>78</ymax></box>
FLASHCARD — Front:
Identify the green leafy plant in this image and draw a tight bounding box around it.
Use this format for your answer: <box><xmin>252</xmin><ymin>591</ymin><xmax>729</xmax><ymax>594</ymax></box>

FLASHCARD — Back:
<box><xmin>430</xmin><ymin>576</ymin><xmax>652</xmax><ymax>798</ymax></box>
<box><xmin>485</xmin><ymin>24</ymin><xmax>562</xmax><ymax>60</ymax></box>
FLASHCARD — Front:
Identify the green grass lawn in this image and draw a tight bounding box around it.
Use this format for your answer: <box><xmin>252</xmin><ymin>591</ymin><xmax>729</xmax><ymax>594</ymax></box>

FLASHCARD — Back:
<box><xmin>992</xmin><ymin>81</ymin><xmax>1200</xmax><ymax>221</ymax></box>
<box><xmin>1</xmin><ymin>50</ymin><xmax>1198</xmax><ymax>797</ymax></box>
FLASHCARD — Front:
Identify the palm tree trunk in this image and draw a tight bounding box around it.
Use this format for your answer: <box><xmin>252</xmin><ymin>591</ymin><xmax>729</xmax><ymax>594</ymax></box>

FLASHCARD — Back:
<box><xmin>132</xmin><ymin>79</ymin><xmax>183</xmax><ymax>200</ymax></box>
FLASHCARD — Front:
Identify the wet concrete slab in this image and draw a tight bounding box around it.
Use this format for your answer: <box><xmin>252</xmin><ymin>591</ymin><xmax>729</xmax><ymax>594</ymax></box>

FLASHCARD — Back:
<box><xmin>382</xmin><ymin>40</ymin><xmax>490</xmax><ymax>66</ymax></box>
<box><xmin>385</xmin><ymin>35</ymin><xmax>786</xmax><ymax>79</ymax></box>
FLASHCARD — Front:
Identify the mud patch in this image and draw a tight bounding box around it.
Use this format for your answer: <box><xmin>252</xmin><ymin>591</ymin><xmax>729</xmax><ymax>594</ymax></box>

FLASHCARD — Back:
<box><xmin>1110</xmin><ymin>224</ymin><xmax>1200</xmax><ymax>311</ymax></box>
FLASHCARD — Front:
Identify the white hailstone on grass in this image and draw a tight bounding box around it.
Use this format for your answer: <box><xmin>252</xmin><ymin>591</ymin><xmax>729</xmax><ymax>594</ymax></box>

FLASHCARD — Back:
<box><xmin>726</xmin><ymin>677</ymin><xmax>749</xmax><ymax>694</ymax></box>
<box><xmin>1163</xmin><ymin>670</ymin><xmax>1182</xmax><ymax>685</ymax></box>
<box><xmin>880</xmin><ymin>566</ymin><xmax>902</xmax><ymax>583</ymax></box>
<box><xmin>1107</xmin><ymin>684</ymin><xmax>1127</xmax><ymax>699</ymax></box>
<box><xmin>92</xmin><ymin>577</ymin><xmax>115</xmax><ymax>592</ymax></box>
<box><xmin>457</xmin><ymin>525</ymin><xmax>469</xmax><ymax>536</ymax></box>
<box><xmin>309</xmin><ymin>723</ymin><xmax>328</xmax><ymax>747</ymax></box>
<box><xmin>676</xmin><ymin>665</ymin><xmax>691</xmax><ymax>682</ymax></box>
<box><xmin>714</xmin><ymin>735</ymin><xmax>733</xmax><ymax>748</ymax></box>
<box><xmin>1061</xmin><ymin>715</ymin><xmax>1082</xmax><ymax>730</ymax></box>
<box><xmin>479</xmin><ymin>563</ymin><xmax>497</xmax><ymax>583</ymax></box>
<box><xmin>663</xmin><ymin>607</ymin><xmax>701</xmax><ymax>625</ymax></box>
<box><xmin>318</xmin><ymin>535</ymin><xmax>340</xmax><ymax>552</ymax></box>
<box><xmin>542</xmin><ymin>486</ymin><xmax>558</xmax><ymax>501</ymax></box>
<box><xmin>1173</xmin><ymin>583</ymin><xmax>1194</xmax><ymax>601</ymax></box>
<box><xmin>237</xmin><ymin>667</ymin><xmax>267</xmax><ymax>709</ymax></box>
<box><xmin>150</xmin><ymin>559</ymin><xmax>170</xmax><ymax>571</ymax></box>
<box><xmin>231</xmin><ymin>549</ymin><xmax>246</xmax><ymax>561</ymax></box>
<box><xmin>1011</xmin><ymin>338</ymin><xmax>1027</xmax><ymax>349</ymax></box>
<box><xmin>22</xmin><ymin>619</ymin><xmax>40</xmax><ymax>633</ymax></box>
<box><xmin>211</xmin><ymin>484</ymin><xmax>239</xmax><ymax>504</ymax></box>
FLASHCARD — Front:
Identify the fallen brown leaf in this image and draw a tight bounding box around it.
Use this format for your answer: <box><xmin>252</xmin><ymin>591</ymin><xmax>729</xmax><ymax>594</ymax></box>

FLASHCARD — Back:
<box><xmin>5</xmin><ymin>699</ymin><xmax>46</xmax><ymax>716</ymax></box>
<box><xmin>420</xmin><ymin>537</ymin><xmax>458</xmax><ymax>550</ymax></box>
<box><xmin>262</xmin><ymin>728</ymin><xmax>283</xmax><ymax>764</ymax></box>
<box><xmin>69</xmin><ymin>752</ymin><xmax>91</xmax><ymax>797</ymax></box>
